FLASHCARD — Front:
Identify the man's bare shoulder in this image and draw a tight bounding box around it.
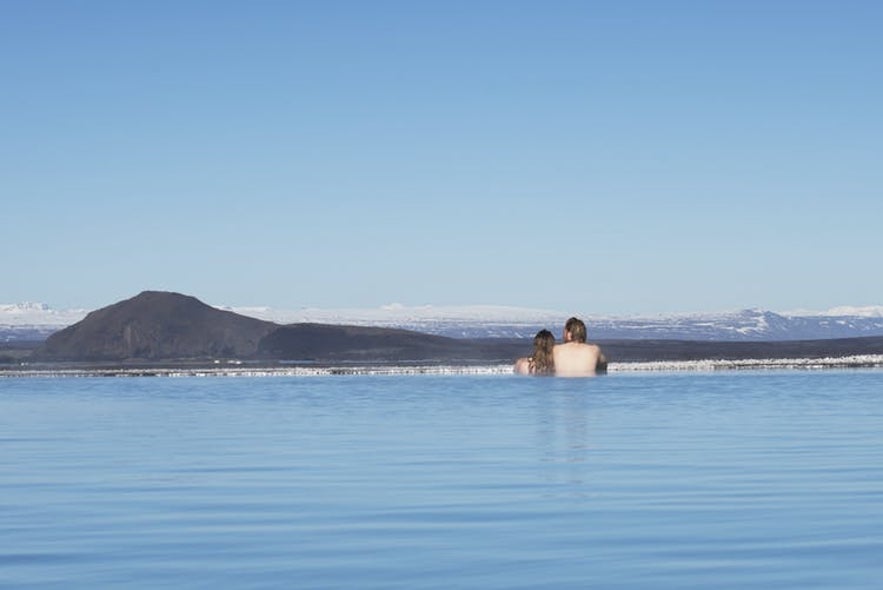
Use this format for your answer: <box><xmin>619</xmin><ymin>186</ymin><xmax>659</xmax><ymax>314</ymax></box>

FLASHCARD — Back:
<box><xmin>553</xmin><ymin>342</ymin><xmax>602</xmax><ymax>377</ymax></box>
<box><xmin>554</xmin><ymin>342</ymin><xmax>599</xmax><ymax>352</ymax></box>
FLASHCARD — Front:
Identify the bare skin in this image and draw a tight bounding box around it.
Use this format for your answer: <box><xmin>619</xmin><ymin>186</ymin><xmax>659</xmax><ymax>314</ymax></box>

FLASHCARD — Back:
<box><xmin>552</xmin><ymin>327</ymin><xmax>604</xmax><ymax>377</ymax></box>
<box><xmin>513</xmin><ymin>357</ymin><xmax>532</xmax><ymax>375</ymax></box>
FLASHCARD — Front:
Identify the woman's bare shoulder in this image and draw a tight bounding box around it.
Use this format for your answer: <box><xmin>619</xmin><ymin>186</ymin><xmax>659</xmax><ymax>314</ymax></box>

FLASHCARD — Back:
<box><xmin>514</xmin><ymin>357</ymin><xmax>532</xmax><ymax>375</ymax></box>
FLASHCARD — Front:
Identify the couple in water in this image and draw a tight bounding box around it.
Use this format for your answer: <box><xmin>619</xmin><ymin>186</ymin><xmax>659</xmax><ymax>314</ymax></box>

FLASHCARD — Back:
<box><xmin>514</xmin><ymin>317</ymin><xmax>607</xmax><ymax>377</ymax></box>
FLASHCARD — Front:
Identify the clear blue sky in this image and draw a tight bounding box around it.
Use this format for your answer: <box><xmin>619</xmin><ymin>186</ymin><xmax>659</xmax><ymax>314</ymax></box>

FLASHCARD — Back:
<box><xmin>2</xmin><ymin>1</ymin><xmax>881</xmax><ymax>314</ymax></box>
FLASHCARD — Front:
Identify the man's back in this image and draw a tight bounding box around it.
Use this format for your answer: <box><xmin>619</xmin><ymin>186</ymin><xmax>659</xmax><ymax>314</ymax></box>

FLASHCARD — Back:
<box><xmin>553</xmin><ymin>342</ymin><xmax>602</xmax><ymax>377</ymax></box>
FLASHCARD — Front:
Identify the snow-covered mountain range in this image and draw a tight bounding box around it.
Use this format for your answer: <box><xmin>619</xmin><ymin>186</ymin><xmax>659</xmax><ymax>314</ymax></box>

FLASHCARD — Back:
<box><xmin>0</xmin><ymin>303</ymin><xmax>92</xmax><ymax>342</ymax></box>
<box><xmin>3</xmin><ymin>301</ymin><xmax>883</xmax><ymax>343</ymax></box>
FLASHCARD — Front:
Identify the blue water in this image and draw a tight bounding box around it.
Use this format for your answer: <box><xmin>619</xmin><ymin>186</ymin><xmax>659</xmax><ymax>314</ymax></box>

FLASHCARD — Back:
<box><xmin>2</xmin><ymin>371</ymin><xmax>882</xmax><ymax>589</ymax></box>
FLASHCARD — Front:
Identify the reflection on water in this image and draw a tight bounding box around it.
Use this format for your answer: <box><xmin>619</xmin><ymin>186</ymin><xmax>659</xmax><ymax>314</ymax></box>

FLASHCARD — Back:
<box><xmin>533</xmin><ymin>386</ymin><xmax>592</xmax><ymax>492</ymax></box>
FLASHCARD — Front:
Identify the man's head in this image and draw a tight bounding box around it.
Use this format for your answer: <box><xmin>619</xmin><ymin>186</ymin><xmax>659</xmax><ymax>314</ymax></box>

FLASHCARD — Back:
<box><xmin>564</xmin><ymin>317</ymin><xmax>587</xmax><ymax>343</ymax></box>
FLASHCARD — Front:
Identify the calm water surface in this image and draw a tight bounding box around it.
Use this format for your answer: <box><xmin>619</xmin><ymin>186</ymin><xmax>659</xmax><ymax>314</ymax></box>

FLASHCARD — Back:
<box><xmin>2</xmin><ymin>371</ymin><xmax>882</xmax><ymax>588</ymax></box>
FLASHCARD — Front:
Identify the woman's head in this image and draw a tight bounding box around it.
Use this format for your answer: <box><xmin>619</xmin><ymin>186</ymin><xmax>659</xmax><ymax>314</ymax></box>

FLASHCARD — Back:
<box><xmin>530</xmin><ymin>329</ymin><xmax>555</xmax><ymax>375</ymax></box>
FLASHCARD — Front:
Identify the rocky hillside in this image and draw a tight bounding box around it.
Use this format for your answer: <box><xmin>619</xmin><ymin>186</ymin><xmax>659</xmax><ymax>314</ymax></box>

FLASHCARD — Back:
<box><xmin>33</xmin><ymin>291</ymin><xmax>278</xmax><ymax>361</ymax></box>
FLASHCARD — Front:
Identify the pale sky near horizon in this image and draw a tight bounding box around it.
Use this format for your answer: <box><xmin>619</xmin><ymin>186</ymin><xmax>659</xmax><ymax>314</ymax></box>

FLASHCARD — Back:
<box><xmin>2</xmin><ymin>1</ymin><xmax>881</xmax><ymax>314</ymax></box>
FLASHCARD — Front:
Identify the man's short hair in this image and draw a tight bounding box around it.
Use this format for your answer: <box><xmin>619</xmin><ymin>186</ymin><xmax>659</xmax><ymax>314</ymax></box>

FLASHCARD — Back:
<box><xmin>565</xmin><ymin>317</ymin><xmax>587</xmax><ymax>343</ymax></box>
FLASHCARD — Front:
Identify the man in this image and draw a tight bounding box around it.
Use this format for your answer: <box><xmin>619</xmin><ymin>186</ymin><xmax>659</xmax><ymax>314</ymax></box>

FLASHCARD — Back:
<box><xmin>552</xmin><ymin>317</ymin><xmax>606</xmax><ymax>377</ymax></box>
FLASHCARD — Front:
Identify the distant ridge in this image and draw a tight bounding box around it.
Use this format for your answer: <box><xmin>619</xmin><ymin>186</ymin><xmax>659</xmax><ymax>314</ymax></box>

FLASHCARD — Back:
<box><xmin>33</xmin><ymin>291</ymin><xmax>277</xmax><ymax>361</ymax></box>
<box><xmin>258</xmin><ymin>324</ymin><xmax>519</xmax><ymax>362</ymax></box>
<box><xmin>30</xmin><ymin>291</ymin><xmax>524</xmax><ymax>364</ymax></box>
<box><xmin>599</xmin><ymin>335</ymin><xmax>883</xmax><ymax>363</ymax></box>
<box><xmin>6</xmin><ymin>301</ymin><xmax>883</xmax><ymax>343</ymax></box>
<box><xmin>13</xmin><ymin>290</ymin><xmax>883</xmax><ymax>367</ymax></box>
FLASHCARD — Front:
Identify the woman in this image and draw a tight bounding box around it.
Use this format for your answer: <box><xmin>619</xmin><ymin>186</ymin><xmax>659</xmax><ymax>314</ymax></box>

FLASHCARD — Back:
<box><xmin>514</xmin><ymin>329</ymin><xmax>555</xmax><ymax>375</ymax></box>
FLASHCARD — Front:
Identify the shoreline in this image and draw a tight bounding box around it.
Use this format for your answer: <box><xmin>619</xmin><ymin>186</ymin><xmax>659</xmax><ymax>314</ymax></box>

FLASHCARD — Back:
<box><xmin>3</xmin><ymin>354</ymin><xmax>883</xmax><ymax>378</ymax></box>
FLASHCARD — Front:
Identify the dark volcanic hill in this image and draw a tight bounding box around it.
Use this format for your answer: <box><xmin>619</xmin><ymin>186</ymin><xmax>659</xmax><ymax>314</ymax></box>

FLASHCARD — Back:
<box><xmin>33</xmin><ymin>291</ymin><xmax>278</xmax><ymax>361</ymax></box>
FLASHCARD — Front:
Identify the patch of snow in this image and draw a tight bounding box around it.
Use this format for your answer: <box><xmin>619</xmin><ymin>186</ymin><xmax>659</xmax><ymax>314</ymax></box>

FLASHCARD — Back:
<box><xmin>782</xmin><ymin>305</ymin><xmax>883</xmax><ymax>318</ymax></box>
<box><xmin>0</xmin><ymin>302</ymin><xmax>88</xmax><ymax>326</ymax></box>
<box><xmin>222</xmin><ymin>303</ymin><xmax>568</xmax><ymax>326</ymax></box>
<box><xmin>822</xmin><ymin>306</ymin><xmax>883</xmax><ymax>318</ymax></box>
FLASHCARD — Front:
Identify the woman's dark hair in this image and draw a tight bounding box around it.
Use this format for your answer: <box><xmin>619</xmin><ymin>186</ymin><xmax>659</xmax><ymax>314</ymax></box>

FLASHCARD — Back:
<box><xmin>529</xmin><ymin>329</ymin><xmax>555</xmax><ymax>375</ymax></box>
